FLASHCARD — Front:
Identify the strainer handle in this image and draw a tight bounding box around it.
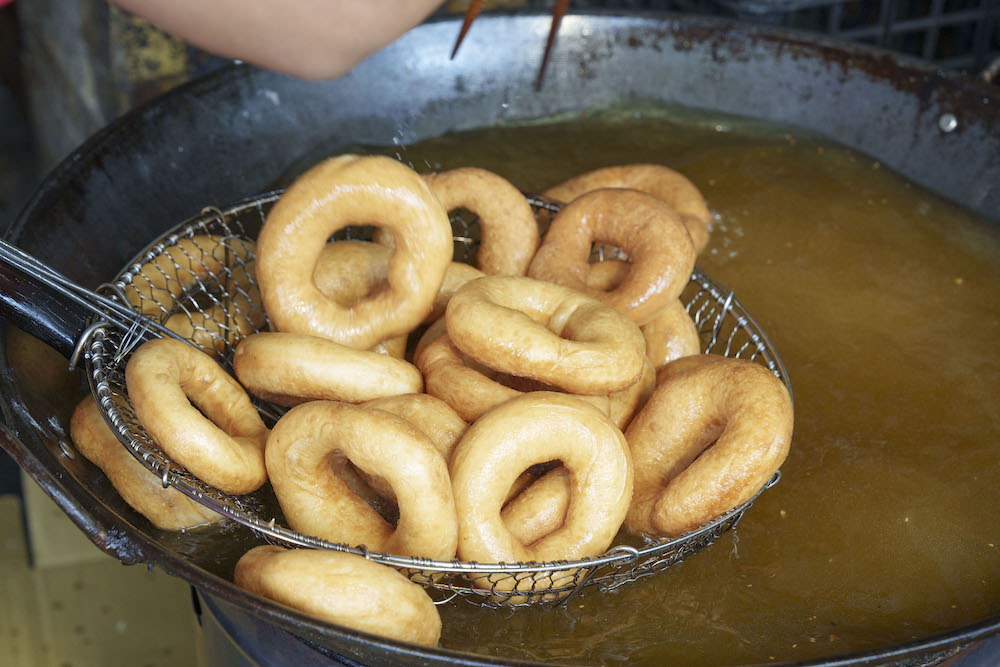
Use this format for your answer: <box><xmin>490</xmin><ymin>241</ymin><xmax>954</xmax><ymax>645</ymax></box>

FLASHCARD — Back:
<box><xmin>0</xmin><ymin>260</ymin><xmax>91</xmax><ymax>358</ymax></box>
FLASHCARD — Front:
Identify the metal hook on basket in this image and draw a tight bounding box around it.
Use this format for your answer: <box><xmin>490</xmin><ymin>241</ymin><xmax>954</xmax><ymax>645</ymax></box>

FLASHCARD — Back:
<box><xmin>67</xmin><ymin>321</ymin><xmax>109</xmax><ymax>372</ymax></box>
<box><xmin>161</xmin><ymin>465</ymin><xmax>172</xmax><ymax>490</ymax></box>
<box><xmin>607</xmin><ymin>544</ymin><xmax>641</xmax><ymax>566</ymax></box>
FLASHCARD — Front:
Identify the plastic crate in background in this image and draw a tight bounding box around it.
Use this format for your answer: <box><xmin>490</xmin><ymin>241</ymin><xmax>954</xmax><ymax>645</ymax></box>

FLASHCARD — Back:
<box><xmin>508</xmin><ymin>0</ymin><xmax>1000</xmax><ymax>76</ymax></box>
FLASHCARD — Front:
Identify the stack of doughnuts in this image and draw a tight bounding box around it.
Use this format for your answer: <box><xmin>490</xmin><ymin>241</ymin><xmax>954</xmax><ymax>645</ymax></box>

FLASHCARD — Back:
<box><xmin>110</xmin><ymin>154</ymin><xmax>792</xmax><ymax>646</ymax></box>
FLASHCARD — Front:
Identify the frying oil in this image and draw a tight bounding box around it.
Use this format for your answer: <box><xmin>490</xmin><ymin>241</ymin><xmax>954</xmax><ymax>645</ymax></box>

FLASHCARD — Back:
<box><xmin>371</xmin><ymin>106</ymin><xmax>1000</xmax><ymax>664</ymax></box>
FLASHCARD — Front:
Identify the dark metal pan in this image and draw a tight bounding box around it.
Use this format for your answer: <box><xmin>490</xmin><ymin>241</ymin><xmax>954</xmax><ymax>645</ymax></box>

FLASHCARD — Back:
<box><xmin>2</xmin><ymin>12</ymin><xmax>998</xmax><ymax>666</ymax></box>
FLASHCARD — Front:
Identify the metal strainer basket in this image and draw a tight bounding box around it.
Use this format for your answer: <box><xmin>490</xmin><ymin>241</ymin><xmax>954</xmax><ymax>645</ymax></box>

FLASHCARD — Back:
<box><xmin>84</xmin><ymin>189</ymin><xmax>792</xmax><ymax>608</ymax></box>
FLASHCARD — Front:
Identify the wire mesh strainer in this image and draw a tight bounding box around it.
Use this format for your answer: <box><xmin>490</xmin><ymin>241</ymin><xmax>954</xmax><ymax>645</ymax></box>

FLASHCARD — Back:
<box><xmin>83</xmin><ymin>189</ymin><xmax>792</xmax><ymax>608</ymax></box>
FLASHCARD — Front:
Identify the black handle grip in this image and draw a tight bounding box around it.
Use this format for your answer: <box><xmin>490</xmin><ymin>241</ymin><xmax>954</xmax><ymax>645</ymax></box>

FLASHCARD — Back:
<box><xmin>0</xmin><ymin>261</ymin><xmax>93</xmax><ymax>358</ymax></box>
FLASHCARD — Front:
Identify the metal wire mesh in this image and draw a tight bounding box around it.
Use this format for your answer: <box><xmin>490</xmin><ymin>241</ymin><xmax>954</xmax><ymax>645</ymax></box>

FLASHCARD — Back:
<box><xmin>85</xmin><ymin>189</ymin><xmax>791</xmax><ymax>608</ymax></box>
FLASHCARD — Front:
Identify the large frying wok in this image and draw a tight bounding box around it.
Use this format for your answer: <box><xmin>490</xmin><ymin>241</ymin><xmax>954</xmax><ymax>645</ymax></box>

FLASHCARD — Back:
<box><xmin>3</xmin><ymin>12</ymin><xmax>999</xmax><ymax>666</ymax></box>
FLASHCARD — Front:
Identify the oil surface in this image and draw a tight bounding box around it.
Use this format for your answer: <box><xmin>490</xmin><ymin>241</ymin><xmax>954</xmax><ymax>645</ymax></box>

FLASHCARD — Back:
<box><xmin>374</xmin><ymin>107</ymin><xmax>1000</xmax><ymax>664</ymax></box>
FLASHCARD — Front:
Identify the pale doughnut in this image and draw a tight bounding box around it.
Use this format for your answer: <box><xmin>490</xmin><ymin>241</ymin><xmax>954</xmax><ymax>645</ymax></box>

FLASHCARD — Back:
<box><xmin>450</xmin><ymin>392</ymin><xmax>632</xmax><ymax>569</ymax></box>
<box><xmin>544</xmin><ymin>163</ymin><xmax>712</xmax><ymax>253</ymax></box>
<box><xmin>234</xmin><ymin>546</ymin><xmax>441</xmax><ymax>647</ymax></box>
<box><xmin>445</xmin><ymin>276</ymin><xmax>646</xmax><ymax>395</ymax></box>
<box><xmin>256</xmin><ymin>155</ymin><xmax>452</xmax><ymax>349</ymax></box>
<box><xmin>265</xmin><ymin>400</ymin><xmax>458</xmax><ymax>560</ymax></box>
<box><xmin>69</xmin><ymin>397</ymin><xmax>220</xmax><ymax>531</ymax></box>
<box><xmin>125</xmin><ymin>338</ymin><xmax>269</xmax><ymax>495</ymax></box>
<box><xmin>528</xmin><ymin>189</ymin><xmax>695</xmax><ymax>326</ymax></box>
<box><xmin>422</xmin><ymin>167</ymin><xmax>540</xmax><ymax>275</ymax></box>
<box><xmin>625</xmin><ymin>355</ymin><xmax>793</xmax><ymax>537</ymax></box>
<box><xmin>233</xmin><ymin>332</ymin><xmax>422</xmax><ymax>407</ymax></box>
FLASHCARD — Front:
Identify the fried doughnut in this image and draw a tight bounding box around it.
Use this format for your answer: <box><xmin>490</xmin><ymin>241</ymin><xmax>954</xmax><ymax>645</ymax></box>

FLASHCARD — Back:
<box><xmin>313</xmin><ymin>239</ymin><xmax>484</xmax><ymax>330</ymax></box>
<box><xmin>256</xmin><ymin>155</ymin><xmax>452</xmax><ymax>350</ymax></box>
<box><xmin>625</xmin><ymin>355</ymin><xmax>793</xmax><ymax>538</ymax></box>
<box><xmin>265</xmin><ymin>400</ymin><xmax>458</xmax><ymax>560</ymax></box>
<box><xmin>125</xmin><ymin>235</ymin><xmax>254</xmax><ymax>311</ymax></box>
<box><xmin>607</xmin><ymin>356</ymin><xmax>656</xmax><ymax>430</ymax></box>
<box><xmin>583</xmin><ymin>258</ymin><xmax>632</xmax><ymax>291</ymax></box>
<box><xmin>348</xmin><ymin>394</ymin><xmax>468</xmax><ymax>505</ymax></box>
<box><xmin>544</xmin><ymin>163</ymin><xmax>712</xmax><ymax>253</ymax></box>
<box><xmin>497</xmin><ymin>360</ymin><xmax>652</xmax><ymax>545</ymax></box>
<box><xmin>125</xmin><ymin>338</ymin><xmax>269</xmax><ymax>495</ymax></box>
<box><xmin>445</xmin><ymin>276</ymin><xmax>646</xmax><ymax>395</ymax></box>
<box><xmin>422</xmin><ymin>167</ymin><xmax>540</xmax><ymax>275</ymax></box>
<box><xmin>450</xmin><ymin>392</ymin><xmax>632</xmax><ymax>570</ymax></box>
<box><xmin>427</xmin><ymin>261</ymin><xmax>485</xmax><ymax>323</ymax></box>
<box><xmin>500</xmin><ymin>357</ymin><xmax>653</xmax><ymax>543</ymax></box>
<box><xmin>528</xmin><ymin>189</ymin><xmax>695</xmax><ymax>326</ymax></box>
<box><xmin>233</xmin><ymin>332</ymin><xmax>422</xmax><ymax>407</ymax></box>
<box><xmin>585</xmin><ymin>260</ymin><xmax>701</xmax><ymax>368</ymax></box>
<box><xmin>415</xmin><ymin>327</ymin><xmax>609</xmax><ymax>422</ymax></box>
<box><xmin>642</xmin><ymin>300</ymin><xmax>702</xmax><ymax>368</ymax></box>
<box><xmin>234</xmin><ymin>546</ymin><xmax>441</xmax><ymax>647</ymax></box>
<box><xmin>502</xmin><ymin>466</ymin><xmax>570</xmax><ymax>547</ymax></box>
<box><xmin>311</xmin><ymin>240</ymin><xmax>404</xmax><ymax>355</ymax></box>
<box><xmin>69</xmin><ymin>397</ymin><xmax>221</xmax><ymax>531</ymax></box>
<box><xmin>126</xmin><ymin>235</ymin><xmax>264</xmax><ymax>354</ymax></box>
<box><xmin>362</xmin><ymin>394</ymin><xmax>467</xmax><ymax>461</ymax></box>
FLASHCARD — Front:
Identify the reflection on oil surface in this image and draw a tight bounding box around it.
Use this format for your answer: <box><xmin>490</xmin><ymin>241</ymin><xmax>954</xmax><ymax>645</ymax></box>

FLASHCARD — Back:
<box><xmin>372</xmin><ymin>107</ymin><xmax>1000</xmax><ymax>664</ymax></box>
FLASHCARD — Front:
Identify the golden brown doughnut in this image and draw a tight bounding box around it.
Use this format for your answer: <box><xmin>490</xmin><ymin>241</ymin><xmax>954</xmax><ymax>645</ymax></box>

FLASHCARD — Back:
<box><xmin>501</xmin><ymin>466</ymin><xmax>570</xmax><ymax>547</ymax></box>
<box><xmin>256</xmin><ymin>155</ymin><xmax>452</xmax><ymax>350</ymax></box>
<box><xmin>348</xmin><ymin>393</ymin><xmax>468</xmax><ymax>505</ymax></box>
<box><xmin>584</xmin><ymin>260</ymin><xmax>701</xmax><ymax>368</ymax></box>
<box><xmin>625</xmin><ymin>355</ymin><xmax>793</xmax><ymax>538</ymax></box>
<box><xmin>422</xmin><ymin>167</ymin><xmax>540</xmax><ymax>275</ymax></box>
<box><xmin>265</xmin><ymin>400</ymin><xmax>458</xmax><ymax>560</ymax></box>
<box><xmin>415</xmin><ymin>327</ymin><xmax>610</xmax><ymax>422</ymax></box>
<box><xmin>234</xmin><ymin>546</ymin><xmax>441</xmax><ymax>647</ymax></box>
<box><xmin>69</xmin><ymin>397</ymin><xmax>221</xmax><ymax>531</ymax></box>
<box><xmin>309</xmin><ymin>240</ymin><xmax>407</xmax><ymax>356</ymax></box>
<box><xmin>445</xmin><ymin>276</ymin><xmax>646</xmax><ymax>395</ymax></box>
<box><xmin>362</xmin><ymin>393</ymin><xmax>467</xmax><ymax>461</ymax></box>
<box><xmin>654</xmin><ymin>353</ymin><xmax>720</xmax><ymax>386</ymax></box>
<box><xmin>450</xmin><ymin>392</ymin><xmax>632</xmax><ymax>570</ymax></box>
<box><xmin>583</xmin><ymin>259</ymin><xmax>632</xmax><ymax>291</ymax></box>
<box><xmin>313</xmin><ymin>239</ymin><xmax>485</xmax><ymax>329</ymax></box>
<box><xmin>528</xmin><ymin>189</ymin><xmax>695</xmax><ymax>326</ymax></box>
<box><xmin>607</xmin><ymin>356</ymin><xmax>656</xmax><ymax>430</ymax></box>
<box><xmin>544</xmin><ymin>163</ymin><xmax>712</xmax><ymax>253</ymax></box>
<box><xmin>641</xmin><ymin>299</ymin><xmax>702</xmax><ymax>369</ymax></box>
<box><xmin>499</xmin><ymin>361</ymin><xmax>654</xmax><ymax>543</ymax></box>
<box><xmin>233</xmin><ymin>332</ymin><xmax>422</xmax><ymax>407</ymax></box>
<box><xmin>426</xmin><ymin>261</ymin><xmax>485</xmax><ymax>323</ymax></box>
<box><xmin>125</xmin><ymin>338</ymin><xmax>269</xmax><ymax>495</ymax></box>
